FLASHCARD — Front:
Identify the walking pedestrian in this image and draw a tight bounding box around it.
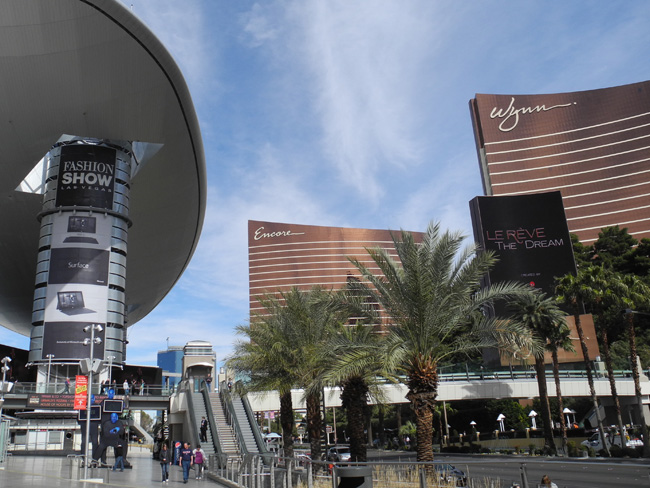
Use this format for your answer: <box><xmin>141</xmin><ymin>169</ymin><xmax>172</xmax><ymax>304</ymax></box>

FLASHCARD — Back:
<box><xmin>160</xmin><ymin>443</ymin><xmax>171</xmax><ymax>483</ymax></box>
<box><xmin>179</xmin><ymin>442</ymin><xmax>193</xmax><ymax>483</ymax></box>
<box><xmin>113</xmin><ymin>443</ymin><xmax>125</xmax><ymax>472</ymax></box>
<box><xmin>541</xmin><ymin>475</ymin><xmax>558</xmax><ymax>488</ymax></box>
<box><xmin>193</xmin><ymin>444</ymin><xmax>205</xmax><ymax>479</ymax></box>
<box><xmin>200</xmin><ymin>416</ymin><xmax>208</xmax><ymax>442</ymax></box>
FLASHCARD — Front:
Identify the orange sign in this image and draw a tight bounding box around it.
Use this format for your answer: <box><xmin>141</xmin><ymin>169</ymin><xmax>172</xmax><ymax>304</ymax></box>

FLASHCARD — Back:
<box><xmin>74</xmin><ymin>375</ymin><xmax>88</xmax><ymax>410</ymax></box>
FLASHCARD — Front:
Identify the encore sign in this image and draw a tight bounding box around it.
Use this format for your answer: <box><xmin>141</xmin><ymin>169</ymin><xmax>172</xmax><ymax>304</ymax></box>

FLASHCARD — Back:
<box><xmin>74</xmin><ymin>375</ymin><xmax>88</xmax><ymax>410</ymax></box>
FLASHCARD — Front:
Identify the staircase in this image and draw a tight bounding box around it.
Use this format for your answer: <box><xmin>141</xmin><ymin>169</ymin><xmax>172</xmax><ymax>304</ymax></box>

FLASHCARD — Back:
<box><xmin>208</xmin><ymin>392</ymin><xmax>240</xmax><ymax>455</ymax></box>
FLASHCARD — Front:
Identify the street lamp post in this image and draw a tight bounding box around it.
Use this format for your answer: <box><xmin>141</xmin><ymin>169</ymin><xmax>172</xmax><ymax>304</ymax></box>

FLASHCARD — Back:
<box><xmin>46</xmin><ymin>354</ymin><xmax>54</xmax><ymax>392</ymax></box>
<box><xmin>82</xmin><ymin>324</ymin><xmax>103</xmax><ymax>480</ymax></box>
<box><xmin>108</xmin><ymin>355</ymin><xmax>116</xmax><ymax>384</ymax></box>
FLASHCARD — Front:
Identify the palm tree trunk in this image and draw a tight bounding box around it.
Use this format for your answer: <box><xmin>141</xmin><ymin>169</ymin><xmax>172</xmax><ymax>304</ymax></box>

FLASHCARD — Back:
<box><xmin>600</xmin><ymin>327</ymin><xmax>627</xmax><ymax>448</ymax></box>
<box><xmin>534</xmin><ymin>355</ymin><xmax>556</xmax><ymax>454</ymax></box>
<box><xmin>306</xmin><ymin>392</ymin><xmax>323</xmax><ymax>464</ymax></box>
<box><xmin>406</xmin><ymin>358</ymin><xmax>438</xmax><ymax>463</ymax></box>
<box><xmin>411</xmin><ymin>394</ymin><xmax>435</xmax><ymax>463</ymax></box>
<box><xmin>626</xmin><ymin>312</ymin><xmax>650</xmax><ymax>458</ymax></box>
<box><xmin>279</xmin><ymin>390</ymin><xmax>294</xmax><ymax>459</ymax></box>
<box><xmin>341</xmin><ymin>376</ymin><xmax>368</xmax><ymax>462</ymax></box>
<box><xmin>574</xmin><ymin>310</ymin><xmax>611</xmax><ymax>457</ymax></box>
<box><xmin>551</xmin><ymin>349</ymin><xmax>568</xmax><ymax>457</ymax></box>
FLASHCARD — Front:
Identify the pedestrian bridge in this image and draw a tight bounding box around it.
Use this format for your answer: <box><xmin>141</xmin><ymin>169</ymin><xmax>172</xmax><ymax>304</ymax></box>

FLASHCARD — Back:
<box><xmin>247</xmin><ymin>369</ymin><xmax>650</xmax><ymax>411</ymax></box>
<box><xmin>2</xmin><ymin>369</ymin><xmax>650</xmax><ymax>413</ymax></box>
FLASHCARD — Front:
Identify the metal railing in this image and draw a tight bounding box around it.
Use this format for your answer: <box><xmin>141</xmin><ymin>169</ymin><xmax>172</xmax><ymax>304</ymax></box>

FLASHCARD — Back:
<box><xmin>0</xmin><ymin>419</ymin><xmax>9</xmax><ymax>463</ymax></box>
<box><xmin>241</xmin><ymin>391</ymin><xmax>269</xmax><ymax>457</ymax></box>
<box><xmin>199</xmin><ymin>379</ymin><xmax>224</xmax><ymax>458</ymax></box>
<box><xmin>182</xmin><ymin>380</ymin><xmax>201</xmax><ymax>449</ymax></box>
<box><xmin>220</xmin><ymin>381</ymin><xmax>250</xmax><ymax>455</ymax></box>
<box><xmin>206</xmin><ymin>452</ymin><xmax>492</xmax><ymax>488</ymax></box>
<box><xmin>6</xmin><ymin>382</ymin><xmax>174</xmax><ymax>396</ymax></box>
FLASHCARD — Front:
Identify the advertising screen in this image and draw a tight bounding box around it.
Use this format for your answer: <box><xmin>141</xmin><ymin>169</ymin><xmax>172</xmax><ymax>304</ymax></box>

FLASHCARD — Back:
<box><xmin>470</xmin><ymin>191</ymin><xmax>577</xmax><ymax>299</ymax></box>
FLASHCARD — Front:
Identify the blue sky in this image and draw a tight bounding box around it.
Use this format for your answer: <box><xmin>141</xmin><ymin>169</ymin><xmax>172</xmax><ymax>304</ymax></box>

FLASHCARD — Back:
<box><xmin>3</xmin><ymin>0</ymin><xmax>650</xmax><ymax>369</ymax></box>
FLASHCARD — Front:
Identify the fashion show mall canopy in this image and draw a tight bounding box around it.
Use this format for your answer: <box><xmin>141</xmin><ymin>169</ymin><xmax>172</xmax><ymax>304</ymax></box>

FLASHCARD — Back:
<box><xmin>0</xmin><ymin>0</ymin><xmax>206</xmax><ymax>337</ymax></box>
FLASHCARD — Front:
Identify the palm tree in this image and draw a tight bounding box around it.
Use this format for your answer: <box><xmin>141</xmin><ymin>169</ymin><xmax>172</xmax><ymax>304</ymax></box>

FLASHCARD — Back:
<box><xmin>555</xmin><ymin>271</ymin><xmax>611</xmax><ymax>457</ymax></box>
<box><xmin>507</xmin><ymin>290</ymin><xmax>567</xmax><ymax>455</ymax></box>
<box><xmin>546</xmin><ymin>315</ymin><xmax>574</xmax><ymax>457</ymax></box>
<box><xmin>577</xmin><ymin>266</ymin><xmax>630</xmax><ymax>449</ymax></box>
<box><xmin>348</xmin><ymin>222</ymin><xmax>537</xmax><ymax>462</ymax></box>
<box><xmin>618</xmin><ymin>274</ymin><xmax>650</xmax><ymax>457</ymax></box>
<box><xmin>281</xmin><ymin>286</ymin><xmax>351</xmax><ymax>464</ymax></box>
<box><xmin>323</xmin><ymin>321</ymin><xmax>386</xmax><ymax>462</ymax></box>
<box><xmin>227</xmin><ymin>293</ymin><xmax>301</xmax><ymax>459</ymax></box>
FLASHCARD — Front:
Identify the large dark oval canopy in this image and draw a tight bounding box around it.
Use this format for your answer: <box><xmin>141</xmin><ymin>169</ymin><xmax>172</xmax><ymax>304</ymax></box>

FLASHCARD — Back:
<box><xmin>0</xmin><ymin>0</ymin><xmax>206</xmax><ymax>336</ymax></box>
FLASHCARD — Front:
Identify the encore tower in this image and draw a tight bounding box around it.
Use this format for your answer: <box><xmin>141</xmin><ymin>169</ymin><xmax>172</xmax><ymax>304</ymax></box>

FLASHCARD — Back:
<box><xmin>247</xmin><ymin>220</ymin><xmax>421</xmax><ymax>318</ymax></box>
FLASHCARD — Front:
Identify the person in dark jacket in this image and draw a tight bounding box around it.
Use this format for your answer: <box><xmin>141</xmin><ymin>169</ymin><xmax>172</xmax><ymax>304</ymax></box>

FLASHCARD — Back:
<box><xmin>112</xmin><ymin>443</ymin><xmax>125</xmax><ymax>471</ymax></box>
<box><xmin>200</xmin><ymin>416</ymin><xmax>208</xmax><ymax>442</ymax></box>
<box><xmin>160</xmin><ymin>443</ymin><xmax>171</xmax><ymax>483</ymax></box>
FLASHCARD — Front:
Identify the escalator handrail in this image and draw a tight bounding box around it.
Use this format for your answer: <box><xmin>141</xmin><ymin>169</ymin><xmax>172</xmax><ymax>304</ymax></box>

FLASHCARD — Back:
<box><xmin>199</xmin><ymin>379</ymin><xmax>223</xmax><ymax>456</ymax></box>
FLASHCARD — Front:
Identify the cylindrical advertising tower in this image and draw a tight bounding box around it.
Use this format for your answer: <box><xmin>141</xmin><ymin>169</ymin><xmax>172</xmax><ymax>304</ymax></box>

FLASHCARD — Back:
<box><xmin>29</xmin><ymin>137</ymin><xmax>132</xmax><ymax>374</ymax></box>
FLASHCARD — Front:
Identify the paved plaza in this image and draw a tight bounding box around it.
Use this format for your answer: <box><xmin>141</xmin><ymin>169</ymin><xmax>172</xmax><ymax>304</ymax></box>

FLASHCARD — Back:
<box><xmin>0</xmin><ymin>448</ymin><xmax>226</xmax><ymax>488</ymax></box>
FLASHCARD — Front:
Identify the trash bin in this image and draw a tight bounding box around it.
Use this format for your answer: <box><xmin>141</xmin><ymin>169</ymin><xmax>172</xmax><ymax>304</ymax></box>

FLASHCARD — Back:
<box><xmin>336</xmin><ymin>466</ymin><xmax>373</xmax><ymax>488</ymax></box>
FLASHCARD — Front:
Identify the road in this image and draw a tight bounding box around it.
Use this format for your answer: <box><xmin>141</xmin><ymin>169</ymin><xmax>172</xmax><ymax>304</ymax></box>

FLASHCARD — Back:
<box><xmin>367</xmin><ymin>450</ymin><xmax>650</xmax><ymax>487</ymax></box>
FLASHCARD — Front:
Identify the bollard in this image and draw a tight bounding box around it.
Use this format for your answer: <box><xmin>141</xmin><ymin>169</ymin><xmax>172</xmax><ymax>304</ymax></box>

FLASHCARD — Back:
<box><xmin>519</xmin><ymin>463</ymin><xmax>529</xmax><ymax>488</ymax></box>
<box><xmin>335</xmin><ymin>466</ymin><xmax>373</xmax><ymax>488</ymax></box>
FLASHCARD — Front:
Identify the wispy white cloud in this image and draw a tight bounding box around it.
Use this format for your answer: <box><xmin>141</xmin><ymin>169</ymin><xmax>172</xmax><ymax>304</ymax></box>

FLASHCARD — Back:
<box><xmin>180</xmin><ymin>143</ymin><xmax>332</xmax><ymax>307</ymax></box>
<box><xmin>125</xmin><ymin>0</ymin><xmax>217</xmax><ymax>100</ymax></box>
<box><xmin>107</xmin><ymin>0</ymin><xmax>650</xmax><ymax>370</ymax></box>
<box><xmin>287</xmin><ymin>1</ymin><xmax>437</xmax><ymax>202</ymax></box>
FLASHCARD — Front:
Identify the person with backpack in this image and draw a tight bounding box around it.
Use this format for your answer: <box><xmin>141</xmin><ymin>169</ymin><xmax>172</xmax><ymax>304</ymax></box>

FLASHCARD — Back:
<box><xmin>193</xmin><ymin>444</ymin><xmax>205</xmax><ymax>480</ymax></box>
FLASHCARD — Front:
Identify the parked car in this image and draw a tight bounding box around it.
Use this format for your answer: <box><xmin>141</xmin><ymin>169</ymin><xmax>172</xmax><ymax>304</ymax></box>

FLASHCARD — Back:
<box><xmin>433</xmin><ymin>463</ymin><xmax>468</xmax><ymax>487</ymax></box>
<box><xmin>326</xmin><ymin>445</ymin><xmax>351</xmax><ymax>462</ymax></box>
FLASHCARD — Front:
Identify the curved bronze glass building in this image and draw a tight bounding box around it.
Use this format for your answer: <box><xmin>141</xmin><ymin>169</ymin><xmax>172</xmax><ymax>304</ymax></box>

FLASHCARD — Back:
<box><xmin>470</xmin><ymin>80</ymin><xmax>650</xmax><ymax>243</ymax></box>
<box><xmin>247</xmin><ymin>220</ymin><xmax>420</xmax><ymax>317</ymax></box>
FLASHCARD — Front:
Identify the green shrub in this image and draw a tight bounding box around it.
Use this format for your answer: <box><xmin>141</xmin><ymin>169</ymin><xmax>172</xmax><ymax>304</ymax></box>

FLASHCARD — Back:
<box><xmin>567</xmin><ymin>440</ymin><xmax>578</xmax><ymax>457</ymax></box>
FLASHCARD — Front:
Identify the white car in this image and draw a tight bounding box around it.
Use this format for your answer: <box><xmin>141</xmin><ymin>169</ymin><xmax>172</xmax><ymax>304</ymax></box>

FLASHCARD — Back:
<box><xmin>327</xmin><ymin>445</ymin><xmax>351</xmax><ymax>462</ymax></box>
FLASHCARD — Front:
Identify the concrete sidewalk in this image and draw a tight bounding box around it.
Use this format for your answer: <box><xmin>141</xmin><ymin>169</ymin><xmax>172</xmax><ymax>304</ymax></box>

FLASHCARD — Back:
<box><xmin>0</xmin><ymin>447</ymin><xmax>226</xmax><ymax>488</ymax></box>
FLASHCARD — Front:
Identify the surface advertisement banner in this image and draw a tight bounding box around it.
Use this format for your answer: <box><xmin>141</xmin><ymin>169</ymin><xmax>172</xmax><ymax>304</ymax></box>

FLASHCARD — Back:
<box><xmin>42</xmin><ymin>155</ymin><xmax>115</xmax><ymax>360</ymax></box>
<box><xmin>55</xmin><ymin>145</ymin><xmax>116</xmax><ymax>210</ymax></box>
